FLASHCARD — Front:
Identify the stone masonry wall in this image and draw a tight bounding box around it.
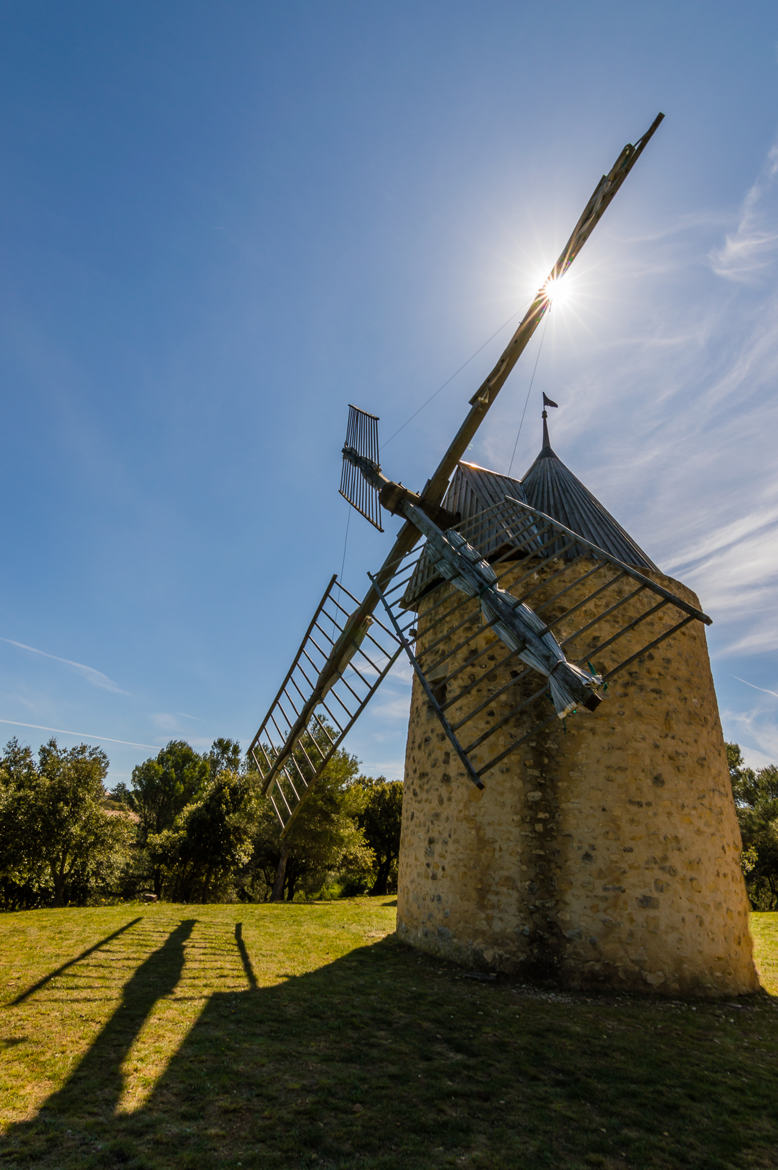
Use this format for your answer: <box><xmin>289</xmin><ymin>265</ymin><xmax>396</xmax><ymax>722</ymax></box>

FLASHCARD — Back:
<box><xmin>396</xmin><ymin>560</ymin><xmax>758</xmax><ymax>997</ymax></box>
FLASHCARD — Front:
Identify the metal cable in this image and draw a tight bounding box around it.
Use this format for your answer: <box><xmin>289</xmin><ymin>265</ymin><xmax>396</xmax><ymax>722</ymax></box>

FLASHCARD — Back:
<box><xmin>508</xmin><ymin>311</ymin><xmax>549</xmax><ymax>476</ymax></box>
<box><xmin>383</xmin><ymin>309</ymin><xmax>521</xmax><ymax>448</ymax></box>
<box><xmin>339</xmin><ymin>504</ymin><xmax>351</xmax><ymax>585</ymax></box>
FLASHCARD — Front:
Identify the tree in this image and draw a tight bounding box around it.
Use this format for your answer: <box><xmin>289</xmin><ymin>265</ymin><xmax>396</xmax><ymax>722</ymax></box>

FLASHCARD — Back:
<box><xmin>354</xmin><ymin>778</ymin><xmax>403</xmax><ymax>894</ymax></box>
<box><xmin>208</xmin><ymin>737</ymin><xmax>242</xmax><ymax>778</ymax></box>
<box><xmin>0</xmin><ymin>738</ymin><xmax>132</xmax><ymax>908</ymax></box>
<box><xmin>252</xmin><ymin>747</ymin><xmax>373</xmax><ymax>902</ymax></box>
<box><xmin>0</xmin><ymin>740</ymin><xmax>48</xmax><ymax>908</ymax></box>
<box><xmin>125</xmin><ymin>738</ymin><xmax>273</xmax><ymax>903</ymax></box>
<box><xmin>728</xmin><ymin>742</ymin><xmax>778</xmax><ymax>909</ymax></box>
<box><xmin>150</xmin><ymin>767</ymin><xmax>261</xmax><ymax>902</ymax></box>
<box><xmin>110</xmin><ymin>780</ymin><xmax>132</xmax><ymax>807</ymax></box>
<box><xmin>127</xmin><ymin>740</ymin><xmax>210</xmax><ymax>895</ymax></box>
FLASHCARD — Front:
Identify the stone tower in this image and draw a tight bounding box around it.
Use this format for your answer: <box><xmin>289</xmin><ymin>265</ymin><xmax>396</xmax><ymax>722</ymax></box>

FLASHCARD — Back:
<box><xmin>396</xmin><ymin>418</ymin><xmax>758</xmax><ymax>997</ymax></box>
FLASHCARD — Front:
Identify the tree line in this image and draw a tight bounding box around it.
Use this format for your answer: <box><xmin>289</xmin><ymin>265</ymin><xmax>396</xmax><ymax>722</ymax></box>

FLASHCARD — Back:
<box><xmin>3</xmin><ymin>734</ymin><xmax>776</xmax><ymax>912</ymax></box>
<box><xmin>728</xmin><ymin>742</ymin><xmax>778</xmax><ymax>910</ymax></box>
<box><xmin>0</xmin><ymin>736</ymin><xmax>402</xmax><ymax>910</ymax></box>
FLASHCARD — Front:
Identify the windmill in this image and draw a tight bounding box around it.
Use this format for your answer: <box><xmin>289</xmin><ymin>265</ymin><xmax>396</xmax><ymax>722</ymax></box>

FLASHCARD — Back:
<box><xmin>249</xmin><ymin>114</ymin><xmax>759</xmax><ymax>996</ymax></box>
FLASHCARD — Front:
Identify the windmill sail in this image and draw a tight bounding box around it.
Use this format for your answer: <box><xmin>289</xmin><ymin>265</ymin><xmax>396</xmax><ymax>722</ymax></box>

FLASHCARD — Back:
<box><xmin>248</xmin><ymin>574</ymin><xmax>402</xmax><ymax>830</ymax></box>
<box><xmin>339</xmin><ymin>405</ymin><xmax>383</xmax><ymax>530</ymax></box>
<box><xmin>248</xmin><ymin>114</ymin><xmax>665</xmax><ymax>830</ymax></box>
<box><xmin>372</xmin><ymin>495</ymin><xmax>709</xmax><ymax>786</ymax></box>
<box><xmin>391</xmin><ymin>498</ymin><xmax>603</xmax><ymax>718</ymax></box>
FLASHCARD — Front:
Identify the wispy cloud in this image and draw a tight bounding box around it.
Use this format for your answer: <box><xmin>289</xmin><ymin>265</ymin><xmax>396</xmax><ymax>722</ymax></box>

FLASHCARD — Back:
<box><xmin>680</xmin><ymin>535</ymin><xmax>778</xmax><ymax>615</ymax></box>
<box><xmin>611</xmin><ymin>209</ymin><xmax>731</xmax><ymax>249</ymax></box>
<box><xmin>372</xmin><ymin>693</ymin><xmax>412</xmax><ymax>721</ymax></box>
<box><xmin>387</xmin><ymin>659</ymin><xmax>413</xmax><ymax>684</ymax></box>
<box><xmin>360</xmin><ymin>757</ymin><xmax>405</xmax><ymax>780</ymax></box>
<box><xmin>691</xmin><ymin>294</ymin><xmax>778</xmax><ymax>413</ymax></box>
<box><xmin>0</xmin><ymin>637</ymin><xmax>128</xmax><ymax>694</ymax></box>
<box><xmin>349</xmin><ymin>134</ymin><xmax>778</xmax><ymax>779</ymax></box>
<box><xmin>668</xmin><ymin>503</ymin><xmax>778</xmax><ymax>577</ymax></box>
<box><xmin>721</xmin><ymin>701</ymin><xmax>778</xmax><ymax>767</ymax></box>
<box><xmin>719</xmin><ymin>620</ymin><xmax>778</xmax><ymax>658</ymax></box>
<box><xmin>151</xmin><ymin>712</ymin><xmax>199</xmax><ymax>735</ymax></box>
<box><xmin>0</xmin><ymin>718</ymin><xmax>157</xmax><ymax>750</ymax></box>
<box><xmin>710</xmin><ymin>140</ymin><xmax>778</xmax><ymax>283</ymax></box>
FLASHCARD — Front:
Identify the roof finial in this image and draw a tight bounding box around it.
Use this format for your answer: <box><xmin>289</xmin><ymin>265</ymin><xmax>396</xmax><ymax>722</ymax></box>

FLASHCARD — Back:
<box><xmin>542</xmin><ymin>393</ymin><xmax>558</xmax><ymax>452</ymax></box>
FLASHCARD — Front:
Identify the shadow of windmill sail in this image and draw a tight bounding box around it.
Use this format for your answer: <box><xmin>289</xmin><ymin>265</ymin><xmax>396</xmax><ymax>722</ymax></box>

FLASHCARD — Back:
<box><xmin>395</xmin><ymin>412</ymin><xmax>758</xmax><ymax>995</ymax></box>
<box><xmin>34</xmin><ymin>918</ymin><xmax>198</xmax><ymax>1121</ymax></box>
<box><xmin>4</xmin><ymin>923</ymin><xmax>775</xmax><ymax>1170</ymax></box>
<box><xmin>1</xmin><ymin>914</ymin><xmax>261</xmax><ymax>1165</ymax></box>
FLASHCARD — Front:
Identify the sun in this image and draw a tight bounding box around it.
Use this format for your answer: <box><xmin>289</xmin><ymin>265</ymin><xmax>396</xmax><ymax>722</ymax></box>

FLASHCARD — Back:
<box><xmin>542</xmin><ymin>272</ymin><xmax>574</xmax><ymax>308</ymax></box>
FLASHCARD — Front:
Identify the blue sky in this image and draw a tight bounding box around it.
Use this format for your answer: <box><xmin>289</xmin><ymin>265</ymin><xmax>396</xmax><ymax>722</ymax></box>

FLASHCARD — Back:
<box><xmin>2</xmin><ymin>0</ymin><xmax>778</xmax><ymax>787</ymax></box>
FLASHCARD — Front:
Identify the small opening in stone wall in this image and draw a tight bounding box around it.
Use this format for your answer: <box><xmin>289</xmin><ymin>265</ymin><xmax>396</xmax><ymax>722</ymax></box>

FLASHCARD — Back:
<box><xmin>427</xmin><ymin>664</ymin><xmax>448</xmax><ymax>708</ymax></box>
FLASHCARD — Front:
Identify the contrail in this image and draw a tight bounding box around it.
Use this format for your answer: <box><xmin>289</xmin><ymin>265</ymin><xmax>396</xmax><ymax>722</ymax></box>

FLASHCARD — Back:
<box><xmin>0</xmin><ymin>718</ymin><xmax>158</xmax><ymax>750</ymax></box>
<box><xmin>734</xmin><ymin>675</ymin><xmax>778</xmax><ymax>701</ymax></box>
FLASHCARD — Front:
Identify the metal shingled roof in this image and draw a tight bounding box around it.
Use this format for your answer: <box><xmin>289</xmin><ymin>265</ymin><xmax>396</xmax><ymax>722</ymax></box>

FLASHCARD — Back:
<box><xmin>443</xmin><ymin>423</ymin><xmax>656</xmax><ymax>571</ymax></box>
<box><xmin>445</xmin><ymin>463</ymin><xmax>528</xmax><ymax>516</ymax></box>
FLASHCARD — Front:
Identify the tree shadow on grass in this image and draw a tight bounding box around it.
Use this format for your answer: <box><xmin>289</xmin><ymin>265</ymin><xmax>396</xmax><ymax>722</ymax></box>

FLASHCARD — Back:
<box><xmin>4</xmin><ymin>922</ymin><xmax>778</xmax><ymax>1170</ymax></box>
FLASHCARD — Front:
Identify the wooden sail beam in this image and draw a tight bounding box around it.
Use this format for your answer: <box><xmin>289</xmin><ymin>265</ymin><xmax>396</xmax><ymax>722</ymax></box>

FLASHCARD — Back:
<box><xmin>256</xmin><ymin>113</ymin><xmax>664</xmax><ymax>805</ymax></box>
<box><xmin>424</xmin><ymin>112</ymin><xmax>664</xmax><ymax>505</ymax></box>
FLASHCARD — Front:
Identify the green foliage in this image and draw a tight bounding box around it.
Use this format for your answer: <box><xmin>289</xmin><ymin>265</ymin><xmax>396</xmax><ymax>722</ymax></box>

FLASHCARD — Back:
<box><xmin>207</xmin><ymin>736</ymin><xmax>242</xmax><ymax>777</ymax></box>
<box><xmin>252</xmin><ymin>748</ymin><xmax>375</xmax><ymax>902</ymax></box>
<box><xmin>127</xmin><ymin>740</ymin><xmax>211</xmax><ymax>895</ymax></box>
<box><xmin>123</xmin><ymin>738</ymin><xmax>266</xmax><ymax>903</ymax></box>
<box><xmin>0</xmin><ymin>738</ymin><xmax>133</xmax><ymax>908</ymax></box>
<box><xmin>728</xmin><ymin>742</ymin><xmax>778</xmax><ymax>909</ymax></box>
<box><xmin>353</xmin><ymin>776</ymin><xmax>403</xmax><ymax>894</ymax></box>
<box><xmin>150</xmin><ymin>768</ymin><xmax>261</xmax><ymax>902</ymax></box>
<box><xmin>128</xmin><ymin>740</ymin><xmax>210</xmax><ymax>837</ymax></box>
<box><xmin>2</xmin><ymin>728</ymin><xmax>403</xmax><ymax>909</ymax></box>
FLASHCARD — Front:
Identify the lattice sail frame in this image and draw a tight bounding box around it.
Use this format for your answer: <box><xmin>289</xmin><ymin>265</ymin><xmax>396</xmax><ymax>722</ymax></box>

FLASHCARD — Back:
<box><xmin>339</xmin><ymin>405</ymin><xmax>383</xmax><ymax>530</ymax></box>
<box><xmin>370</xmin><ymin>495</ymin><xmax>710</xmax><ymax>787</ymax></box>
<box><xmin>249</xmin><ymin>119</ymin><xmax>667</xmax><ymax>831</ymax></box>
<box><xmin>248</xmin><ymin>574</ymin><xmax>402</xmax><ymax>831</ymax></box>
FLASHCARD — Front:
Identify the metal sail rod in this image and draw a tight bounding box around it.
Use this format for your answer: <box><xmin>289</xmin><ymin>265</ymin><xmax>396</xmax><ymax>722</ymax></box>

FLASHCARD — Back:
<box><xmin>257</xmin><ymin>115</ymin><xmax>663</xmax><ymax>793</ymax></box>
<box><xmin>368</xmin><ymin>570</ymin><xmax>485</xmax><ymax>791</ymax></box>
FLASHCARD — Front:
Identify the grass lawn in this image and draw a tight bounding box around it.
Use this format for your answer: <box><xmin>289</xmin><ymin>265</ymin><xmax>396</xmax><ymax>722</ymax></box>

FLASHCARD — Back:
<box><xmin>1</xmin><ymin>900</ymin><xmax>777</xmax><ymax>1170</ymax></box>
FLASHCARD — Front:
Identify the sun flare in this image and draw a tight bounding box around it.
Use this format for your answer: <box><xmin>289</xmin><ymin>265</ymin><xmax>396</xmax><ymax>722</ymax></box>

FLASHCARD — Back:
<box><xmin>542</xmin><ymin>273</ymin><xmax>574</xmax><ymax>308</ymax></box>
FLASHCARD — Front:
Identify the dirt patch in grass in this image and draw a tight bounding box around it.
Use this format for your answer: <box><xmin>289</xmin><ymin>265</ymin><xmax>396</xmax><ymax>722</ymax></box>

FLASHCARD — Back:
<box><xmin>1</xmin><ymin>901</ymin><xmax>777</xmax><ymax>1169</ymax></box>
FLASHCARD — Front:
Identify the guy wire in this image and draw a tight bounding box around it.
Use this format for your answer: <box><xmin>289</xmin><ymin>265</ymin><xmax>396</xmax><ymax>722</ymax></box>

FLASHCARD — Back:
<box><xmin>508</xmin><ymin>311</ymin><xmax>549</xmax><ymax>477</ymax></box>
<box><xmin>384</xmin><ymin>308</ymin><xmax>521</xmax><ymax>449</ymax></box>
<box><xmin>339</xmin><ymin>504</ymin><xmax>352</xmax><ymax>584</ymax></box>
<box><xmin>331</xmin><ymin>504</ymin><xmax>353</xmax><ymax>645</ymax></box>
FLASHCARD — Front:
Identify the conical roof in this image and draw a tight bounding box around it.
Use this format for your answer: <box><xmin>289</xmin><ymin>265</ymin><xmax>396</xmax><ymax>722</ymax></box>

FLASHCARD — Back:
<box><xmin>443</xmin><ymin>415</ymin><xmax>656</xmax><ymax>571</ymax></box>
<box><xmin>521</xmin><ymin>415</ymin><xmax>656</xmax><ymax>569</ymax></box>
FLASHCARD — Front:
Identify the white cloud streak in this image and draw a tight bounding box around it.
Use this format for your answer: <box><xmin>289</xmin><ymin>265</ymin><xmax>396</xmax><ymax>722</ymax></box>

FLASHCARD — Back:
<box><xmin>734</xmin><ymin>675</ymin><xmax>778</xmax><ymax>701</ymax></box>
<box><xmin>0</xmin><ymin>718</ymin><xmax>158</xmax><ymax>750</ymax></box>
<box><xmin>0</xmin><ymin>637</ymin><xmax>128</xmax><ymax>694</ymax></box>
<box><xmin>669</xmin><ymin>503</ymin><xmax>778</xmax><ymax>578</ymax></box>
<box><xmin>710</xmin><ymin>142</ymin><xmax>778</xmax><ymax>284</ymax></box>
<box><xmin>721</xmin><ymin>621</ymin><xmax>778</xmax><ymax>658</ymax></box>
<box><xmin>366</xmin><ymin>759</ymin><xmax>405</xmax><ymax>780</ymax></box>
